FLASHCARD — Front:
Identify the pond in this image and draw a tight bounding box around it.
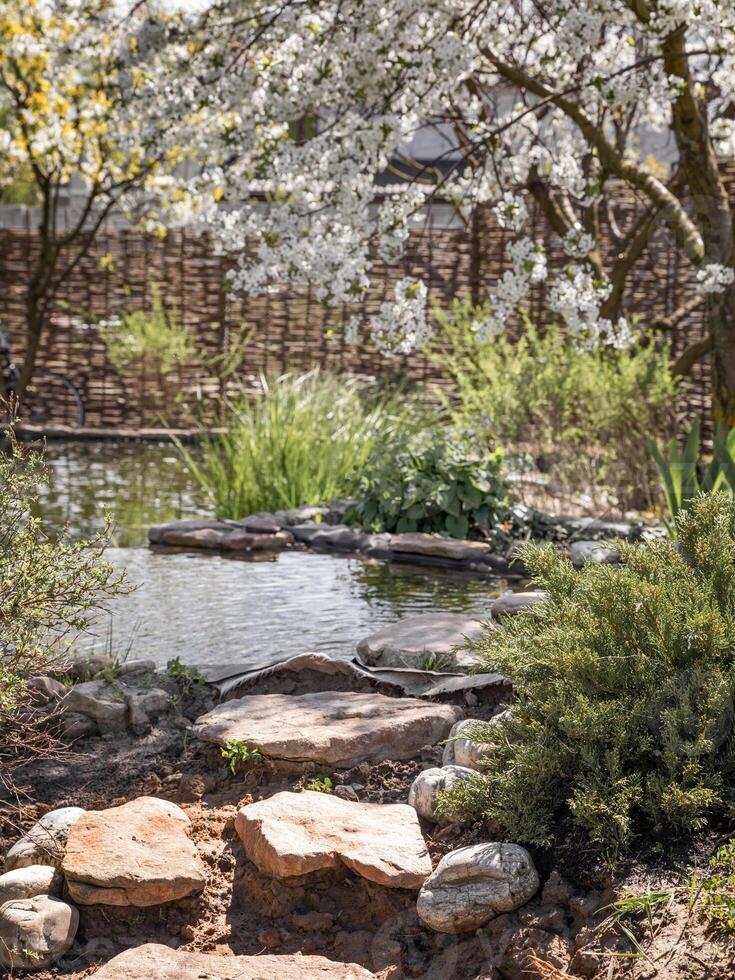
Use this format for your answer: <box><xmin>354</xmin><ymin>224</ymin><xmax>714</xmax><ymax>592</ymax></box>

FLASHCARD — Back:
<box><xmin>34</xmin><ymin>440</ymin><xmax>503</xmax><ymax>669</ymax></box>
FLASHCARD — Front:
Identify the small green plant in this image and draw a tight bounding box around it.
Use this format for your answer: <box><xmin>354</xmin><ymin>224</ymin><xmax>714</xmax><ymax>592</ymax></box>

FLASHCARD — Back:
<box><xmin>439</xmin><ymin>494</ymin><xmax>735</xmax><ymax>852</ymax></box>
<box><xmin>599</xmin><ymin>890</ymin><xmax>674</xmax><ymax>961</ymax></box>
<box><xmin>176</xmin><ymin>369</ymin><xmax>429</xmax><ymax>519</ymax></box>
<box><xmin>220</xmin><ymin>739</ymin><xmax>263</xmax><ymax>776</ymax></box>
<box><xmin>101</xmin><ymin>283</ymin><xmax>198</xmax><ymax>376</ymax></box>
<box><xmin>166</xmin><ymin>657</ymin><xmax>206</xmax><ymax>696</ymax></box>
<box><xmin>701</xmin><ymin>839</ymin><xmax>735</xmax><ymax>933</ymax></box>
<box><xmin>650</xmin><ymin>419</ymin><xmax>735</xmax><ymax>531</ymax></box>
<box><xmin>297</xmin><ymin>774</ymin><xmax>334</xmax><ymax>793</ymax></box>
<box><xmin>349</xmin><ymin>434</ymin><xmax>508</xmax><ymax>540</ymax></box>
<box><xmin>409</xmin><ymin>651</ymin><xmax>454</xmax><ymax>672</ymax></box>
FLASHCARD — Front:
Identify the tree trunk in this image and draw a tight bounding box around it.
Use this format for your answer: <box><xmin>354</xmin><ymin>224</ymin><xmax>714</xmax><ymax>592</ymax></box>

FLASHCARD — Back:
<box><xmin>15</xmin><ymin>291</ymin><xmax>45</xmax><ymax>401</ymax></box>
<box><xmin>709</xmin><ymin>284</ymin><xmax>735</xmax><ymax>426</ymax></box>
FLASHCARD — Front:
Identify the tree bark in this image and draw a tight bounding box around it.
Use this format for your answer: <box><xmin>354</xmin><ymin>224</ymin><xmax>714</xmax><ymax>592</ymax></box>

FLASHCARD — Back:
<box><xmin>708</xmin><ymin>286</ymin><xmax>735</xmax><ymax>425</ymax></box>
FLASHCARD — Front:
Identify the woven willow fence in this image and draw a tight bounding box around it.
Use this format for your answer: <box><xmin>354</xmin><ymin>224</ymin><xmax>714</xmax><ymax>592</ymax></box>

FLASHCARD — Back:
<box><xmin>0</xmin><ymin>196</ymin><xmax>711</xmax><ymax>430</ymax></box>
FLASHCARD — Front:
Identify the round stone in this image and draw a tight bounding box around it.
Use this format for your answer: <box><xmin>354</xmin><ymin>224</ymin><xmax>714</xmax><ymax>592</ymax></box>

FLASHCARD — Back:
<box><xmin>0</xmin><ymin>895</ymin><xmax>78</xmax><ymax>970</ymax></box>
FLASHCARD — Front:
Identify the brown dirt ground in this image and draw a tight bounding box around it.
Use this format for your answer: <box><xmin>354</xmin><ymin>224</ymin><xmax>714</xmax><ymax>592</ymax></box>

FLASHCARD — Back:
<box><xmin>3</xmin><ymin>674</ymin><xmax>735</xmax><ymax>980</ymax></box>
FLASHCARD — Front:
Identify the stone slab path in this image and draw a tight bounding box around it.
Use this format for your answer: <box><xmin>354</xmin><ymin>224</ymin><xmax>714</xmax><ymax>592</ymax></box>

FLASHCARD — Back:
<box><xmin>194</xmin><ymin>691</ymin><xmax>462</xmax><ymax>766</ymax></box>
<box><xmin>236</xmin><ymin>790</ymin><xmax>431</xmax><ymax>888</ymax></box>
<box><xmin>92</xmin><ymin>943</ymin><xmax>374</xmax><ymax>978</ymax></box>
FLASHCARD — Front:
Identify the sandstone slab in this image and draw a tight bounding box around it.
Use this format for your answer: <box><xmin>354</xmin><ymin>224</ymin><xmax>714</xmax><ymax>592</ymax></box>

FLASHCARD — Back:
<box><xmin>356</xmin><ymin>613</ymin><xmax>484</xmax><ymax>669</ymax></box>
<box><xmin>92</xmin><ymin>943</ymin><xmax>373</xmax><ymax>979</ymax></box>
<box><xmin>236</xmin><ymin>790</ymin><xmax>431</xmax><ymax>888</ymax></box>
<box><xmin>390</xmin><ymin>533</ymin><xmax>491</xmax><ymax>561</ymax></box>
<box><xmin>417</xmin><ymin>842</ymin><xmax>539</xmax><ymax>933</ymax></box>
<box><xmin>5</xmin><ymin>807</ymin><xmax>85</xmax><ymax>871</ymax></box>
<box><xmin>62</xmin><ymin>797</ymin><xmax>205</xmax><ymax>906</ymax></box>
<box><xmin>195</xmin><ymin>691</ymin><xmax>462</xmax><ymax>767</ymax></box>
<box><xmin>0</xmin><ymin>895</ymin><xmax>78</xmax><ymax>971</ymax></box>
<box><xmin>408</xmin><ymin>766</ymin><xmax>476</xmax><ymax>823</ymax></box>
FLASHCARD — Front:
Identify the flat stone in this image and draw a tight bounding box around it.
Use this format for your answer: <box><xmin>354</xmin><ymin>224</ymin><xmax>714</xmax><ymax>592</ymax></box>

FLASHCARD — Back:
<box><xmin>148</xmin><ymin>518</ymin><xmax>228</xmax><ymax>544</ymax></box>
<box><xmin>442</xmin><ymin>712</ymin><xmax>511</xmax><ymax>769</ymax></box>
<box><xmin>92</xmin><ymin>943</ymin><xmax>374</xmax><ymax>979</ymax></box>
<box><xmin>0</xmin><ymin>865</ymin><xmax>61</xmax><ymax>904</ymax></box>
<box><xmin>290</xmin><ymin>522</ymin><xmax>326</xmax><ymax>543</ymax></box>
<box><xmin>62</xmin><ymin>797</ymin><xmax>206</xmax><ymax>906</ymax></box>
<box><xmin>236</xmin><ymin>515</ymin><xmax>283</xmax><ymax>534</ymax></box>
<box><xmin>236</xmin><ymin>790</ymin><xmax>431</xmax><ymax>888</ymax></box>
<box><xmin>569</xmin><ymin>540</ymin><xmax>622</xmax><ymax>568</ymax></box>
<box><xmin>115</xmin><ymin>659</ymin><xmax>157</xmax><ymax>677</ymax></box>
<box><xmin>5</xmin><ymin>807</ymin><xmax>86</xmax><ymax>871</ymax></box>
<box><xmin>304</xmin><ymin>525</ymin><xmax>371</xmax><ymax>552</ymax></box>
<box><xmin>195</xmin><ymin>691</ymin><xmax>462</xmax><ymax>767</ymax></box>
<box><xmin>0</xmin><ymin>895</ymin><xmax>78</xmax><ymax>971</ymax></box>
<box><xmin>160</xmin><ymin>526</ymin><xmax>230</xmax><ymax>549</ymax></box>
<box><xmin>408</xmin><ymin>766</ymin><xmax>477</xmax><ymax>823</ymax></box>
<box><xmin>389</xmin><ymin>533</ymin><xmax>491</xmax><ymax>561</ymax></box>
<box><xmin>356</xmin><ymin>613</ymin><xmax>485</xmax><ymax>670</ymax></box>
<box><xmin>221</xmin><ymin>528</ymin><xmax>292</xmax><ymax>551</ymax></box>
<box><xmin>489</xmin><ymin>591</ymin><xmax>546</xmax><ymax>619</ymax></box>
<box><xmin>416</xmin><ymin>843</ymin><xmax>540</xmax><ymax>933</ymax></box>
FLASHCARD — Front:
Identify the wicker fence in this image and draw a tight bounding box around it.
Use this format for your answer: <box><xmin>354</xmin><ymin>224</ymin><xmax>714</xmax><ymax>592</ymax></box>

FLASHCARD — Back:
<box><xmin>0</xmin><ymin>196</ymin><xmax>711</xmax><ymax>431</ymax></box>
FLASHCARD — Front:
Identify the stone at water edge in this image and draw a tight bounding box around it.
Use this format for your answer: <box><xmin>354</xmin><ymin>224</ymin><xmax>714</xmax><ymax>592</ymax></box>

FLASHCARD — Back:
<box><xmin>236</xmin><ymin>790</ymin><xmax>431</xmax><ymax>888</ymax></box>
<box><xmin>356</xmin><ymin>612</ymin><xmax>485</xmax><ymax>670</ymax></box>
<box><xmin>91</xmin><ymin>943</ymin><xmax>374</xmax><ymax>979</ymax></box>
<box><xmin>0</xmin><ymin>895</ymin><xmax>78</xmax><ymax>971</ymax></box>
<box><xmin>62</xmin><ymin>796</ymin><xmax>205</xmax><ymax>906</ymax></box>
<box><xmin>0</xmin><ymin>865</ymin><xmax>61</xmax><ymax>904</ymax></box>
<box><xmin>389</xmin><ymin>532</ymin><xmax>492</xmax><ymax>561</ymax></box>
<box><xmin>417</xmin><ymin>842</ymin><xmax>540</xmax><ymax>933</ymax></box>
<box><xmin>442</xmin><ymin>711</ymin><xmax>512</xmax><ymax>769</ymax></box>
<box><xmin>4</xmin><ymin>807</ymin><xmax>85</xmax><ymax>872</ymax></box>
<box><xmin>27</xmin><ymin>675</ymin><xmax>67</xmax><ymax>701</ymax></box>
<box><xmin>194</xmin><ymin>690</ymin><xmax>463</xmax><ymax>767</ymax></box>
<box><xmin>147</xmin><ymin>518</ymin><xmax>228</xmax><ymax>544</ymax></box>
<box><xmin>489</xmin><ymin>590</ymin><xmax>546</xmax><ymax>619</ymax></box>
<box><xmin>408</xmin><ymin>765</ymin><xmax>477</xmax><ymax>823</ymax></box>
<box><xmin>61</xmin><ymin>680</ymin><xmax>127</xmax><ymax>732</ymax></box>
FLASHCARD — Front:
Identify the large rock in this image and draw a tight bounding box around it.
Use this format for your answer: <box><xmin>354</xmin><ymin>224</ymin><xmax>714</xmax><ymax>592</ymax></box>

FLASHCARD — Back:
<box><xmin>489</xmin><ymin>591</ymin><xmax>546</xmax><ymax>619</ymax></box>
<box><xmin>0</xmin><ymin>865</ymin><xmax>60</xmax><ymax>904</ymax></box>
<box><xmin>92</xmin><ymin>943</ymin><xmax>373</xmax><ymax>979</ymax></box>
<box><xmin>62</xmin><ymin>680</ymin><xmax>127</xmax><ymax>732</ymax></box>
<box><xmin>195</xmin><ymin>691</ymin><xmax>462</xmax><ymax>767</ymax></box>
<box><xmin>0</xmin><ymin>895</ymin><xmax>78</xmax><ymax>971</ymax></box>
<box><xmin>5</xmin><ymin>807</ymin><xmax>85</xmax><ymax>871</ymax></box>
<box><xmin>148</xmin><ymin>518</ymin><xmax>227</xmax><ymax>544</ymax></box>
<box><xmin>408</xmin><ymin>766</ymin><xmax>476</xmax><ymax>823</ymax></box>
<box><xmin>389</xmin><ymin>533</ymin><xmax>492</xmax><ymax>562</ymax></box>
<box><xmin>569</xmin><ymin>540</ymin><xmax>621</xmax><ymax>568</ymax></box>
<box><xmin>416</xmin><ymin>843</ymin><xmax>539</xmax><ymax>933</ymax></box>
<box><xmin>236</xmin><ymin>790</ymin><xmax>431</xmax><ymax>888</ymax></box>
<box><xmin>442</xmin><ymin>711</ymin><xmax>511</xmax><ymax>769</ymax></box>
<box><xmin>356</xmin><ymin>613</ymin><xmax>484</xmax><ymax>670</ymax></box>
<box><xmin>62</xmin><ymin>797</ymin><xmax>206</xmax><ymax>906</ymax></box>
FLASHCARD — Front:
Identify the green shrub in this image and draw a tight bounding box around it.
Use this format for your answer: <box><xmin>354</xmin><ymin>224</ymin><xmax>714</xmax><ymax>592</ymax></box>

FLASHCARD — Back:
<box><xmin>440</xmin><ymin>494</ymin><xmax>735</xmax><ymax>853</ymax></box>
<box><xmin>0</xmin><ymin>437</ymin><xmax>124</xmax><ymax>789</ymax></box>
<box><xmin>178</xmin><ymin>369</ymin><xmax>428</xmax><ymax>519</ymax></box>
<box><xmin>348</xmin><ymin>435</ymin><xmax>508</xmax><ymax>539</ymax></box>
<box><xmin>431</xmin><ymin>302</ymin><xmax>681</xmax><ymax>510</ymax></box>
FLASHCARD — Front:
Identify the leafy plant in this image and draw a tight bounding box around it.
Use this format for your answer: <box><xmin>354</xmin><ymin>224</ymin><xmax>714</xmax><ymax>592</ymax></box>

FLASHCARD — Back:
<box><xmin>297</xmin><ymin>774</ymin><xmax>334</xmax><ymax>793</ymax></box>
<box><xmin>349</xmin><ymin>434</ymin><xmax>508</xmax><ymax>539</ymax></box>
<box><xmin>101</xmin><ymin>283</ymin><xmax>198</xmax><ymax>376</ymax></box>
<box><xmin>166</xmin><ymin>656</ymin><xmax>206</xmax><ymax>696</ymax></box>
<box><xmin>702</xmin><ymin>839</ymin><xmax>735</xmax><ymax>933</ymax></box>
<box><xmin>431</xmin><ymin>302</ymin><xmax>681</xmax><ymax>510</ymax></box>
<box><xmin>178</xmin><ymin>369</ymin><xmax>429</xmax><ymax>519</ymax></box>
<box><xmin>220</xmin><ymin>739</ymin><xmax>263</xmax><ymax>776</ymax></box>
<box><xmin>439</xmin><ymin>494</ymin><xmax>735</xmax><ymax>853</ymax></box>
<box><xmin>0</xmin><ymin>433</ymin><xmax>125</xmax><ymax>790</ymax></box>
<box><xmin>650</xmin><ymin>419</ymin><xmax>735</xmax><ymax>531</ymax></box>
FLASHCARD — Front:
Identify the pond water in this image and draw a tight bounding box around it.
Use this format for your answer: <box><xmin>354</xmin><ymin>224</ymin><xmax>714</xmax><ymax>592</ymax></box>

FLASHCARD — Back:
<box><xmin>34</xmin><ymin>441</ymin><xmax>502</xmax><ymax>669</ymax></box>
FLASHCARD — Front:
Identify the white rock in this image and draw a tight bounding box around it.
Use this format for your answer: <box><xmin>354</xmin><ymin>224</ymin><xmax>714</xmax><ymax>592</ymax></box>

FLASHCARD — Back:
<box><xmin>0</xmin><ymin>865</ymin><xmax>60</xmax><ymax>904</ymax></box>
<box><xmin>5</xmin><ymin>807</ymin><xmax>86</xmax><ymax>871</ymax></box>
<box><xmin>356</xmin><ymin>613</ymin><xmax>485</xmax><ymax>670</ymax></box>
<box><xmin>416</xmin><ymin>843</ymin><xmax>539</xmax><ymax>933</ymax></box>
<box><xmin>408</xmin><ymin>766</ymin><xmax>476</xmax><ymax>823</ymax></box>
<box><xmin>441</xmin><ymin>711</ymin><xmax>511</xmax><ymax>769</ymax></box>
<box><xmin>0</xmin><ymin>895</ymin><xmax>78</xmax><ymax>971</ymax></box>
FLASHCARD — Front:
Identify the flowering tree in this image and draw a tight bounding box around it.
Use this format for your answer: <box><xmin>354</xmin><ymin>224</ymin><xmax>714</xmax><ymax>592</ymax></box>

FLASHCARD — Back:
<box><xmin>0</xmin><ymin>0</ymin><xmax>217</xmax><ymax>396</ymax></box>
<box><xmin>194</xmin><ymin>0</ymin><xmax>735</xmax><ymax>422</ymax></box>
